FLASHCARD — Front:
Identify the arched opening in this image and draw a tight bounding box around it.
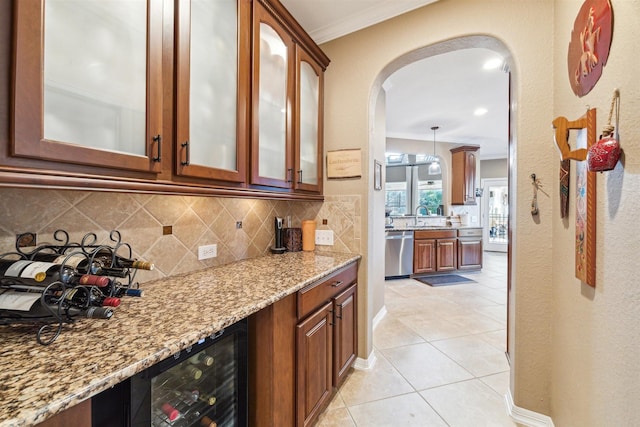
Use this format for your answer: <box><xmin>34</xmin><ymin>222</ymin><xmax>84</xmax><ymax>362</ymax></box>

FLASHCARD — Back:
<box><xmin>366</xmin><ymin>34</ymin><xmax>516</xmax><ymax>365</ymax></box>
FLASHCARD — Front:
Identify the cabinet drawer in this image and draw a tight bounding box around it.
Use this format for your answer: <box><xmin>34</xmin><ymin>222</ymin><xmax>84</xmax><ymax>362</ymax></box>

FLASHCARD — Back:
<box><xmin>414</xmin><ymin>229</ymin><xmax>456</xmax><ymax>240</ymax></box>
<box><xmin>458</xmin><ymin>228</ymin><xmax>482</xmax><ymax>237</ymax></box>
<box><xmin>297</xmin><ymin>262</ymin><xmax>357</xmax><ymax>320</ymax></box>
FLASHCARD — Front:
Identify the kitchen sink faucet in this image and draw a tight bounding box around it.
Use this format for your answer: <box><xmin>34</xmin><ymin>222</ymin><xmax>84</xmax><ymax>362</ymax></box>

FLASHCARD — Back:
<box><xmin>414</xmin><ymin>204</ymin><xmax>429</xmax><ymax>226</ymax></box>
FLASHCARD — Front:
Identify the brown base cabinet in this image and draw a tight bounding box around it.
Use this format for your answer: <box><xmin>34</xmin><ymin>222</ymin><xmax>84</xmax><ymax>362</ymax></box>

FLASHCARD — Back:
<box><xmin>457</xmin><ymin>228</ymin><xmax>483</xmax><ymax>270</ymax></box>
<box><xmin>414</xmin><ymin>228</ymin><xmax>483</xmax><ymax>274</ymax></box>
<box><xmin>35</xmin><ymin>399</ymin><xmax>91</xmax><ymax>427</ymax></box>
<box><xmin>413</xmin><ymin>239</ymin><xmax>436</xmax><ymax>274</ymax></box>
<box><xmin>437</xmin><ymin>239</ymin><xmax>458</xmax><ymax>271</ymax></box>
<box><xmin>297</xmin><ymin>301</ymin><xmax>334</xmax><ymax>426</ymax></box>
<box><xmin>250</xmin><ymin>262</ymin><xmax>358</xmax><ymax>427</ymax></box>
<box><xmin>413</xmin><ymin>230</ymin><xmax>458</xmax><ymax>274</ymax></box>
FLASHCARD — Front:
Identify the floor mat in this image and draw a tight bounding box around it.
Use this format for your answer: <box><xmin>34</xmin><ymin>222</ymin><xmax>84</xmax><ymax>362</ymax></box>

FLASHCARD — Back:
<box><xmin>414</xmin><ymin>274</ymin><xmax>476</xmax><ymax>287</ymax></box>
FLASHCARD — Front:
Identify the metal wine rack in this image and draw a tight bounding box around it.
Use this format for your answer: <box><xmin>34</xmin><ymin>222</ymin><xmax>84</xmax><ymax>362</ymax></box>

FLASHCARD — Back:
<box><xmin>0</xmin><ymin>229</ymin><xmax>145</xmax><ymax>345</ymax></box>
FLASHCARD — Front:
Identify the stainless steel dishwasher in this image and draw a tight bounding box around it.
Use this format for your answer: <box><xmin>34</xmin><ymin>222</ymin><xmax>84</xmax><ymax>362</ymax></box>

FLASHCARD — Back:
<box><xmin>385</xmin><ymin>230</ymin><xmax>414</xmax><ymax>279</ymax></box>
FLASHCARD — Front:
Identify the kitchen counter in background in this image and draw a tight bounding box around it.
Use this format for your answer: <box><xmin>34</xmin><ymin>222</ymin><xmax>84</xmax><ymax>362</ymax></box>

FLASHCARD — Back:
<box><xmin>0</xmin><ymin>251</ymin><xmax>360</xmax><ymax>427</ymax></box>
<box><xmin>387</xmin><ymin>225</ymin><xmax>482</xmax><ymax>231</ymax></box>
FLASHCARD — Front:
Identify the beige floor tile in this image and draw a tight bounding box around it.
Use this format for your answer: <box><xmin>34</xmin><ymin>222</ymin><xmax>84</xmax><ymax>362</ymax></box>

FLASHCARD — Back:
<box><xmin>315</xmin><ymin>407</ymin><xmax>356</xmax><ymax>427</ymax></box>
<box><xmin>472</xmin><ymin>304</ymin><xmax>507</xmax><ymax>325</ymax></box>
<box><xmin>381</xmin><ymin>343</ymin><xmax>473</xmax><ymax>390</ymax></box>
<box><xmin>348</xmin><ymin>393</ymin><xmax>448</xmax><ymax>426</ymax></box>
<box><xmin>336</xmin><ymin>251</ymin><xmax>510</xmax><ymax>426</ymax></box>
<box><xmin>339</xmin><ymin>353</ymin><xmax>414</xmax><ymax>406</ymax></box>
<box><xmin>479</xmin><ymin>371</ymin><xmax>511</xmax><ymax>396</ymax></box>
<box><xmin>398</xmin><ymin>311</ymin><xmax>504</xmax><ymax>342</ymax></box>
<box><xmin>373</xmin><ymin>314</ymin><xmax>425</xmax><ymax>350</ymax></box>
<box><xmin>431</xmin><ymin>335</ymin><xmax>510</xmax><ymax>377</ymax></box>
<box><xmin>420</xmin><ymin>379</ymin><xmax>517</xmax><ymax>427</ymax></box>
<box><xmin>327</xmin><ymin>391</ymin><xmax>347</xmax><ymax>410</ymax></box>
<box><xmin>476</xmin><ymin>329</ymin><xmax>507</xmax><ymax>352</ymax></box>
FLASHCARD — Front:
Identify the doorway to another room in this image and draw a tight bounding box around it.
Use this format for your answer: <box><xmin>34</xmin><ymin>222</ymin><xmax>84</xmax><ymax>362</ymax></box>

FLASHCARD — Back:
<box><xmin>482</xmin><ymin>178</ymin><xmax>508</xmax><ymax>253</ymax></box>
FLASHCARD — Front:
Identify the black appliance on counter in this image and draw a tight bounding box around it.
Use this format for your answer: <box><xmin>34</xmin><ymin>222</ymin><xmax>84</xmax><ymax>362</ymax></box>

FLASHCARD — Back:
<box><xmin>92</xmin><ymin>319</ymin><xmax>248</xmax><ymax>427</ymax></box>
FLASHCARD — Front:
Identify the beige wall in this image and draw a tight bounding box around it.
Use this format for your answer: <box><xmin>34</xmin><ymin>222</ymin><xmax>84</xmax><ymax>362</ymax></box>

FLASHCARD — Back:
<box><xmin>550</xmin><ymin>1</ymin><xmax>640</xmax><ymax>425</ymax></box>
<box><xmin>322</xmin><ymin>0</ymin><xmax>640</xmax><ymax>423</ymax></box>
<box><xmin>321</xmin><ymin>0</ymin><xmax>555</xmax><ymax>415</ymax></box>
<box><xmin>481</xmin><ymin>159</ymin><xmax>508</xmax><ymax>180</ymax></box>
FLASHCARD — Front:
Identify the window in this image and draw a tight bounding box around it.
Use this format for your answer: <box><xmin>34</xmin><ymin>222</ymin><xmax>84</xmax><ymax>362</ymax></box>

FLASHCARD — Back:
<box><xmin>417</xmin><ymin>179</ymin><xmax>442</xmax><ymax>214</ymax></box>
<box><xmin>385</xmin><ymin>181</ymin><xmax>407</xmax><ymax>215</ymax></box>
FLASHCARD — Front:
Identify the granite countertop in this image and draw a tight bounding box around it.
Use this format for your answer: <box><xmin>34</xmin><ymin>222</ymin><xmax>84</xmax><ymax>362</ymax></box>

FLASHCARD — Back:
<box><xmin>0</xmin><ymin>251</ymin><xmax>360</xmax><ymax>427</ymax></box>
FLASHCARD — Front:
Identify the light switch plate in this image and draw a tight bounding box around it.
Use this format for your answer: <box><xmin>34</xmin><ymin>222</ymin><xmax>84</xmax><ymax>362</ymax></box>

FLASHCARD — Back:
<box><xmin>315</xmin><ymin>230</ymin><xmax>334</xmax><ymax>245</ymax></box>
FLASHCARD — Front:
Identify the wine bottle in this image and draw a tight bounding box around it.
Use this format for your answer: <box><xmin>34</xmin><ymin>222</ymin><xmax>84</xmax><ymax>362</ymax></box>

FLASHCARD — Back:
<box><xmin>122</xmin><ymin>288</ymin><xmax>144</xmax><ymax>297</ymax></box>
<box><xmin>171</xmin><ymin>364</ymin><xmax>203</xmax><ymax>381</ymax></box>
<box><xmin>200</xmin><ymin>416</ymin><xmax>217</xmax><ymax>427</ymax></box>
<box><xmin>161</xmin><ymin>402</ymin><xmax>180</xmax><ymax>422</ymax></box>
<box><xmin>188</xmin><ymin>352</ymin><xmax>214</xmax><ymax>367</ymax></box>
<box><xmin>198</xmin><ymin>392</ymin><xmax>217</xmax><ymax>406</ymax></box>
<box><xmin>180</xmin><ymin>389</ymin><xmax>200</xmax><ymax>405</ymax></box>
<box><xmin>0</xmin><ymin>259</ymin><xmax>111</xmax><ymax>291</ymax></box>
<box><xmin>0</xmin><ymin>293</ymin><xmax>113</xmax><ymax>320</ymax></box>
<box><xmin>27</xmin><ymin>252</ymin><xmax>89</xmax><ymax>269</ymax></box>
<box><xmin>57</xmin><ymin>287</ymin><xmax>121</xmax><ymax>308</ymax></box>
<box><xmin>90</xmin><ymin>249</ymin><xmax>154</xmax><ymax>271</ymax></box>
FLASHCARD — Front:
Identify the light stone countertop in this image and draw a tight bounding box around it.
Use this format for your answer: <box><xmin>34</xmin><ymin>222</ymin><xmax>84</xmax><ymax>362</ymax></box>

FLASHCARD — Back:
<box><xmin>385</xmin><ymin>225</ymin><xmax>483</xmax><ymax>231</ymax></box>
<box><xmin>0</xmin><ymin>251</ymin><xmax>361</xmax><ymax>427</ymax></box>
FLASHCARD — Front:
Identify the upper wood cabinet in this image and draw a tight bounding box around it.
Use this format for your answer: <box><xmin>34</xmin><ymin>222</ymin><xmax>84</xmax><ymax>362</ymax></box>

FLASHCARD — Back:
<box><xmin>12</xmin><ymin>0</ymin><xmax>163</xmax><ymax>174</ymax></box>
<box><xmin>294</xmin><ymin>45</ymin><xmax>324</xmax><ymax>193</ymax></box>
<box><xmin>450</xmin><ymin>146</ymin><xmax>479</xmax><ymax>205</ymax></box>
<box><xmin>175</xmin><ymin>0</ymin><xmax>250</xmax><ymax>183</ymax></box>
<box><xmin>4</xmin><ymin>0</ymin><xmax>329</xmax><ymax>199</ymax></box>
<box><xmin>251</xmin><ymin>2</ymin><xmax>295</xmax><ymax>189</ymax></box>
<box><xmin>251</xmin><ymin>1</ymin><xmax>327</xmax><ymax>194</ymax></box>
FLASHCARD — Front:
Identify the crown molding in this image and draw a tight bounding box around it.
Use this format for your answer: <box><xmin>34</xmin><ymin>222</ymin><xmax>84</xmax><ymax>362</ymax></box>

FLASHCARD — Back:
<box><xmin>311</xmin><ymin>0</ymin><xmax>437</xmax><ymax>44</ymax></box>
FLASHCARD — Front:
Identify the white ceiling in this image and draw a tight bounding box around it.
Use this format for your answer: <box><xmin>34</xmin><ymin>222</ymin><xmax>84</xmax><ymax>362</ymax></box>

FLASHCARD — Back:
<box><xmin>280</xmin><ymin>0</ymin><xmax>510</xmax><ymax>160</ymax></box>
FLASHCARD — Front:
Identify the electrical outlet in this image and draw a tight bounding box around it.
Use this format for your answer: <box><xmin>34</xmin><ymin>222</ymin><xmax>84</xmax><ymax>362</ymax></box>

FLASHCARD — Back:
<box><xmin>198</xmin><ymin>244</ymin><xmax>217</xmax><ymax>260</ymax></box>
<box><xmin>315</xmin><ymin>230</ymin><xmax>334</xmax><ymax>246</ymax></box>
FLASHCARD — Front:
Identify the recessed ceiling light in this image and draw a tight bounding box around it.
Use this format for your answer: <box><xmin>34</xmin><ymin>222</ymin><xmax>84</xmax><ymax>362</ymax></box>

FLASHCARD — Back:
<box><xmin>483</xmin><ymin>58</ymin><xmax>503</xmax><ymax>70</ymax></box>
<box><xmin>474</xmin><ymin>107</ymin><xmax>488</xmax><ymax>116</ymax></box>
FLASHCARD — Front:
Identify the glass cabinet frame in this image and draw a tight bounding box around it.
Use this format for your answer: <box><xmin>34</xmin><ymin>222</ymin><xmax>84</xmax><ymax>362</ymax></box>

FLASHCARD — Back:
<box><xmin>174</xmin><ymin>0</ymin><xmax>251</xmax><ymax>183</ymax></box>
<box><xmin>12</xmin><ymin>0</ymin><xmax>164</xmax><ymax>173</ymax></box>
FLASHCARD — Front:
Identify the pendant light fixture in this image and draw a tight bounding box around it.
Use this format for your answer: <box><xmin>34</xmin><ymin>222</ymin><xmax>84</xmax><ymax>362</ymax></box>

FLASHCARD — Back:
<box><xmin>428</xmin><ymin>126</ymin><xmax>441</xmax><ymax>175</ymax></box>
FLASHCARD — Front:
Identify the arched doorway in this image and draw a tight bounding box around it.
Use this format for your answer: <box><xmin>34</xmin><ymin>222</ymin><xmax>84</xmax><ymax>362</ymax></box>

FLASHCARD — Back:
<box><xmin>367</xmin><ymin>34</ymin><xmax>516</xmax><ymax>360</ymax></box>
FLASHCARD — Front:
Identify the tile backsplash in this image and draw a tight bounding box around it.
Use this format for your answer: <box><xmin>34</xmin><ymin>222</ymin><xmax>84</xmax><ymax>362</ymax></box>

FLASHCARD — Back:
<box><xmin>0</xmin><ymin>189</ymin><xmax>361</xmax><ymax>283</ymax></box>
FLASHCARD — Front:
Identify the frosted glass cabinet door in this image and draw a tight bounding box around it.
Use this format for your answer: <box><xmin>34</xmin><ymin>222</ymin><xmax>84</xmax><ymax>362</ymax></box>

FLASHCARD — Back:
<box><xmin>295</xmin><ymin>47</ymin><xmax>323</xmax><ymax>193</ymax></box>
<box><xmin>251</xmin><ymin>3</ymin><xmax>294</xmax><ymax>188</ymax></box>
<box><xmin>175</xmin><ymin>0</ymin><xmax>249</xmax><ymax>182</ymax></box>
<box><xmin>12</xmin><ymin>0</ymin><xmax>163</xmax><ymax>173</ymax></box>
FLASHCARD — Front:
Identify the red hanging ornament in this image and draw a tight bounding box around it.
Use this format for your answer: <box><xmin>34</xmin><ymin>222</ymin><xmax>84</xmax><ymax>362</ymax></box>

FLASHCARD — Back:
<box><xmin>587</xmin><ymin>89</ymin><xmax>620</xmax><ymax>172</ymax></box>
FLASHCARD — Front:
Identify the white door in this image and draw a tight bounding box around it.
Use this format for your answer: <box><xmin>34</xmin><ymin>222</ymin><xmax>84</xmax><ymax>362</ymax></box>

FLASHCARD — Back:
<box><xmin>482</xmin><ymin>178</ymin><xmax>508</xmax><ymax>252</ymax></box>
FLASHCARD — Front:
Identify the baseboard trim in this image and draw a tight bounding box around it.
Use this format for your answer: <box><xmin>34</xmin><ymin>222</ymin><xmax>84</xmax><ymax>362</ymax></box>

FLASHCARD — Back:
<box><xmin>353</xmin><ymin>348</ymin><xmax>377</xmax><ymax>371</ymax></box>
<box><xmin>372</xmin><ymin>305</ymin><xmax>387</xmax><ymax>330</ymax></box>
<box><xmin>505</xmin><ymin>389</ymin><xmax>555</xmax><ymax>427</ymax></box>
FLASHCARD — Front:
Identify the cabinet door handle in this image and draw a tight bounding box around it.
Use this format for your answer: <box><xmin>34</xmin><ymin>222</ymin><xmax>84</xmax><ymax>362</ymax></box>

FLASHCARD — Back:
<box><xmin>297</xmin><ymin>169</ymin><xmax>303</xmax><ymax>184</ymax></box>
<box><xmin>331</xmin><ymin>280</ymin><xmax>343</xmax><ymax>287</ymax></box>
<box><xmin>329</xmin><ymin>309</ymin><xmax>335</xmax><ymax>326</ymax></box>
<box><xmin>336</xmin><ymin>304</ymin><xmax>343</xmax><ymax>319</ymax></box>
<box><xmin>287</xmin><ymin>168</ymin><xmax>293</xmax><ymax>183</ymax></box>
<box><xmin>181</xmin><ymin>140</ymin><xmax>190</xmax><ymax>166</ymax></box>
<box><xmin>152</xmin><ymin>134</ymin><xmax>162</xmax><ymax>162</ymax></box>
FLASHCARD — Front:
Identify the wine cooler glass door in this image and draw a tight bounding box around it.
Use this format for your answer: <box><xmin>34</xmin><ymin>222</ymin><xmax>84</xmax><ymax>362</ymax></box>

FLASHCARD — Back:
<box><xmin>126</xmin><ymin>319</ymin><xmax>247</xmax><ymax>427</ymax></box>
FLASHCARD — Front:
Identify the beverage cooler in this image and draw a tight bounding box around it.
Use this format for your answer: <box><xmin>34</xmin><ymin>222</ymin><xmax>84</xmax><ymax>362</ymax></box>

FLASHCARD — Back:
<box><xmin>93</xmin><ymin>319</ymin><xmax>248</xmax><ymax>427</ymax></box>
